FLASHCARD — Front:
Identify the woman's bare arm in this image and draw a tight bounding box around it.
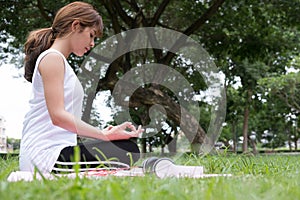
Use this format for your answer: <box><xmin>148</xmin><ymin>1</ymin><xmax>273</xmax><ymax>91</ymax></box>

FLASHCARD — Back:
<box><xmin>39</xmin><ymin>53</ymin><xmax>143</xmax><ymax>141</ymax></box>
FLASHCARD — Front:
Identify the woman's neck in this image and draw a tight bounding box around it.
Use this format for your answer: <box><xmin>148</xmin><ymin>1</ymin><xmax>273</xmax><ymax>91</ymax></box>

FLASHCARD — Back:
<box><xmin>50</xmin><ymin>38</ymin><xmax>71</xmax><ymax>58</ymax></box>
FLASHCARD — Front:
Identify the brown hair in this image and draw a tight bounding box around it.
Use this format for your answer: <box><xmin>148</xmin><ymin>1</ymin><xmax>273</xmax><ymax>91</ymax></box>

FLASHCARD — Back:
<box><xmin>24</xmin><ymin>1</ymin><xmax>103</xmax><ymax>82</ymax></box>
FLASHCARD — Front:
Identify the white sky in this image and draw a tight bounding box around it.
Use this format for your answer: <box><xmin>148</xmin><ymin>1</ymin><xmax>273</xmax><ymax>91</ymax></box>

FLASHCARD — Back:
<box><xmin>0</xmin><ymin>64</ymin><xmax>31</xmax><ymax>139</ymax></box>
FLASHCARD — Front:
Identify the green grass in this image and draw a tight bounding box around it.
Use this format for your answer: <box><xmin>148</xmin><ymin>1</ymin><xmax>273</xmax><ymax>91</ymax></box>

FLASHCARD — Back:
<box><xmin>0</xmin><ymin>154</ymin><xmax>300</xmax><ymax>200</ymax></box>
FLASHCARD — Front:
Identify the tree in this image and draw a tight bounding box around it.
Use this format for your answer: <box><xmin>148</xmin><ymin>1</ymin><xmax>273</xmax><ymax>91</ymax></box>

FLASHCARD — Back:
<box><xmin>1</xmin><ymin>0</ymin><xmax>227</xmax><ymax>154</ymax></box>
<box><xmin>7</xmin><ymin>138</ymin><xmax>21</xmax><ymax>152</ymax></box>
<box><xmin>258</xmin><ymin>71</ymin><xmax>300</xmax><ymax>150</ymax></box>
<box><xmin>2</xmin><ymin>0</ymin><xmax>300</xmax><ymax>154</ymax></box>
<box><xmin>203</xmin><ymin>0</ymin><xmax>300</xmax><ymax>152</ymax></box>
<box><xmin>259</xmin><ymin>72</ymin><xmax>300</xmax><ymax>113</ymax></box>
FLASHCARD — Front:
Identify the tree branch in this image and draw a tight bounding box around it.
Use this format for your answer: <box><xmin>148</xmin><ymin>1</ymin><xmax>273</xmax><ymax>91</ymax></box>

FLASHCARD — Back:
<box><xmin>113</xmin><ymin>84</ymin><xmax>207</xmax><ymax>143</ymax></box>
<box><xmin>100</xmin><ymin>0</ymin><xmax>122</xmax><ymax>33</ymax></box>
<box><xmin>183</xmin><ymin>0</ymin><xmax>225</xmax><ymax>36</ymax></box>
<box><xmin>111</xmin><ymin>0</ymin><xmax>135</xmax><ymax>27</ymax></box>
<box><xmin>150</xmin><ymin>0</ymin><xmax>171</xmax><ymax>26</ymax></box>
<box><xmin>162</xmin><ymin>0</ymin><xmax>225</xmax><ymax>64</ymax></box>
<box><xmin>129</xmin><ymin>0</ymin><xmax>149</xmax><ymax>27</ymax></box>
<box><xmin>36</xmin><ymin>0</ymin><xmax>52</xmax><ymax>22</ymax></box>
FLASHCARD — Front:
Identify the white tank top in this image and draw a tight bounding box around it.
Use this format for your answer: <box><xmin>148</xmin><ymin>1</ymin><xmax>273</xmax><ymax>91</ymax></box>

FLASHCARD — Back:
<box><xmin>19</xmin><ymin>49</ymin><xmax>84</xmax><ymax>173</ymax></box>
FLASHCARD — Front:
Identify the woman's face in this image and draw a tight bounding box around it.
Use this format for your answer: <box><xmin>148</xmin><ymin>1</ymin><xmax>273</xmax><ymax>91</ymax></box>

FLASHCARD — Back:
<box><xmin>71</xmin><ymin>26</ymin><xmax>97</xmax><ymax>57</ymax></box>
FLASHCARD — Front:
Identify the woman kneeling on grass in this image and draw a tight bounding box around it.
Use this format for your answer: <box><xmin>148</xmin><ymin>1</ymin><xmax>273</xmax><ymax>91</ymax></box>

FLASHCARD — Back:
<box><xmin>19</xmin><ymin>1</ymin><xmax>144</xmax><ymax>173</ymax></box>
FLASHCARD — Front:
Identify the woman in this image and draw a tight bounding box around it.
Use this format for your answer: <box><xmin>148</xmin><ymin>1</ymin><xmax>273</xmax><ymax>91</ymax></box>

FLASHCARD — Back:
<box><xmin>19</xmin><ymin>1</ymin><xmax>143</xmax><ymax>173</ymax></box>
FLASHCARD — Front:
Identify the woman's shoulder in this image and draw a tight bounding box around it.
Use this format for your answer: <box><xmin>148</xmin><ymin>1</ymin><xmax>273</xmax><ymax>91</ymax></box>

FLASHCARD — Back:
<box><xmin>40</xmin><ymin>50</ymin><xmax>64</xmax><ymax>64</ymax></box>
<box><xmin>38</xmin><ymin>49</ymin><xmax>65</xmax><ymax>61</ymax></box>
<box><xmin>38</xmin><ymin>50</ymin><xmax>65</xmax><ymax>72</ymax></box>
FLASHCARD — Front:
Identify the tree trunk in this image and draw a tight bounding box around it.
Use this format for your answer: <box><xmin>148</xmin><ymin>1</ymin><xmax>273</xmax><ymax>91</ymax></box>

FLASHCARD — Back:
<box><xmin>82</xmin><ymin>92</ymin><xmax>96</xmax><ymax>123</ymax></box>
<box><xmin>242</xmin><ymin>106</ymin><xmax>249</xmax><ymax>153</ymax></box>
<box><xmin>141</xmin><ymin>138</ymin><xmax>147</xmax><ymax>154</ymax></box>
<box><xmin>250</xmin><ymin>138</ymin><xmax>257</xmax><ymax>155</ymax></box>
<box><xmin>242</xmin><ymin>90</ymin><xmax>252</xmax><ymax>153</ymax></box>
<box><xmin>288</xmin><ymin>138</ymin><xmax>292</xmax><ymax>151</ymax></box>
<box><xmin>232</xmin><ymin>121</ymin><xmax>237</xmax><ymax>153</ymax></box>
<box><xmin>149</xmin><ymin>144</ymin><xmax>153</xmax><ymax>152</ymax></box>
<box><xmin>161</xmin><ymin>145</ymin><xmax>165</xmax><ymax>155</ymax></box>
<box><xmin>168</xmin><ymin>135</ymin><xmax>177</xmax><ymax>154</ymax></box>
<box><xmin>112</xmin><ymin>83</ymin><xmax>207</xmax><ymax>150</ymax></box>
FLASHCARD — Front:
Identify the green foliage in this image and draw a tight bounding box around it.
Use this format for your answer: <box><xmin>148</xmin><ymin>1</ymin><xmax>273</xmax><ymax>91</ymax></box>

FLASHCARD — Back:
<box><xmin>2</xmin><ymin>0</ymin><xmax>300</xmax><ymax>151</ymax></box>
<box><xmin>257</xmin><ymin>71</ymin><xmax>300</xmax><ymax>149</ymax></box>
<box><xmin>258</xmin><ymin>72</ymin><xmax>300</xmax><ymax>112</ymax></box>
<box><xmin>6</xmin><ymin>138</ymin><xmax>21</xmax><ymax>152</ymax></box>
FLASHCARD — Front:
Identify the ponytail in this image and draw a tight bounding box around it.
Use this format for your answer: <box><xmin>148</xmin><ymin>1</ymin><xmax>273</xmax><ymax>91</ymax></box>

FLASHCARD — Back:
<box><xmin>24</xmin><ymin>28</ymin><xmax>55</xmax><ymax>82</ymax></box>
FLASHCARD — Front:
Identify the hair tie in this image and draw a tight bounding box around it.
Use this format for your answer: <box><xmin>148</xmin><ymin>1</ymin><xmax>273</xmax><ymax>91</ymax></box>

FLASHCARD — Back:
<box><xmin>51</xmin><ymin>27</ymin><xmax>58</xmax><ymax>35</ymax></box>
<box><xmin>50</xmin><ymin>27</ymin><xmax>57</xmax><ymax>39</ymax></box>
<box><xmin>50</xmin><ymin>27</ymin><xmax>56</xmax><ymax>33</ymax></box>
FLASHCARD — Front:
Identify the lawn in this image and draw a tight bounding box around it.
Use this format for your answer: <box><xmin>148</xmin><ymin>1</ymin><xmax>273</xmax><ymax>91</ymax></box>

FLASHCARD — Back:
<box><xmin>0</xmin><ymin>153</ymin><xmax>299</xmax><ymax>200</ymax></box>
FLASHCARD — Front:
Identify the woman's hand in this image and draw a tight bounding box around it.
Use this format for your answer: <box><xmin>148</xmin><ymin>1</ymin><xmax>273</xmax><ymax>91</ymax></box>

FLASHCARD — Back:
<box><xmin>102</xmin><ymin>122</ymin><xmax>144</xmax><ymax>141</ymax></box>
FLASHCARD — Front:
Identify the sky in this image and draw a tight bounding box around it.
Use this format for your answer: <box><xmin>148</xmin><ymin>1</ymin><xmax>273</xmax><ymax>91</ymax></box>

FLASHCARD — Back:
<box><xmin>0</xmin><ymin>64</ymin><xmax>31</xmax><ymax>139</ymax></box>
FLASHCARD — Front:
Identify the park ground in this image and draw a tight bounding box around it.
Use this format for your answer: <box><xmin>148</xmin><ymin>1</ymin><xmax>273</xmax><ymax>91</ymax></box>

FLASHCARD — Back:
<box><xmin>0</xmin><ymin>153</ymin><xmax>299</xmax><ymax>200</ymax></box>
